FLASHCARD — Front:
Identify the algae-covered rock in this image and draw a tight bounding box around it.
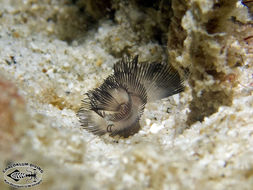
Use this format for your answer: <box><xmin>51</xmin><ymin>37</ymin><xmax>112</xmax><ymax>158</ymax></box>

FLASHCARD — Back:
<box><xmin>168</xmin><ymin>0</ymin><xmax>253</xmax><ymax>124</ymax></box>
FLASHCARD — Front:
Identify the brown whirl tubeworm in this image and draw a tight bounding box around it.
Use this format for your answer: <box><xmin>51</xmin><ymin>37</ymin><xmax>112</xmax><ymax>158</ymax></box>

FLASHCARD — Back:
<box><xmin>77</xmin><ymin>55</ymin><xmax>186</xmax><ymax>138</ymax></box>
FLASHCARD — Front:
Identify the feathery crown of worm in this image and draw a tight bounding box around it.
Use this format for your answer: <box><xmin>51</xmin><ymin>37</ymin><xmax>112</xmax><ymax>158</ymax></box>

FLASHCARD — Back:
<box><xmin>77</xmin><ymin>55</ymin><xmax>185</xmax><ymax>138</ymax></box>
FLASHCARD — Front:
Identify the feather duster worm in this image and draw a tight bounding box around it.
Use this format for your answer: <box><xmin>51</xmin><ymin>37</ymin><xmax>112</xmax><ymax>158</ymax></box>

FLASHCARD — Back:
<box><xmin>77</xmin><ymin>56</ymin><xmax>185</xmax><ymax>138</ymax></box>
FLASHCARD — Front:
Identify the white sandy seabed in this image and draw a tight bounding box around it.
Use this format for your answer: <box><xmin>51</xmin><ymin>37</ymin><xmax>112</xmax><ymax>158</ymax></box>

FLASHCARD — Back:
<box><xmin>0</xmin><ymin>0</ymin><xmax>253</xmax><ymax>189</ymax></box>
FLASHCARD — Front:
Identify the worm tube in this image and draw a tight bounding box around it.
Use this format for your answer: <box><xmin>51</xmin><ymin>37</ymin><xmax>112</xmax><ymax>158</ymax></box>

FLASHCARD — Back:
<box><xmin>77</xmin><ymin>56</ymin><xmax>185</xmax><ymax>138</ymax></box>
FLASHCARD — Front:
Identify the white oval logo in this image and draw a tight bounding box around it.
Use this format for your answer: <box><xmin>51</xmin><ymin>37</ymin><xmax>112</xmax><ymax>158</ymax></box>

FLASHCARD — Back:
<box><xmin>3</xmin><ymin>163</ymin><xmax>43</xmax><ymax>188</ymax></box>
